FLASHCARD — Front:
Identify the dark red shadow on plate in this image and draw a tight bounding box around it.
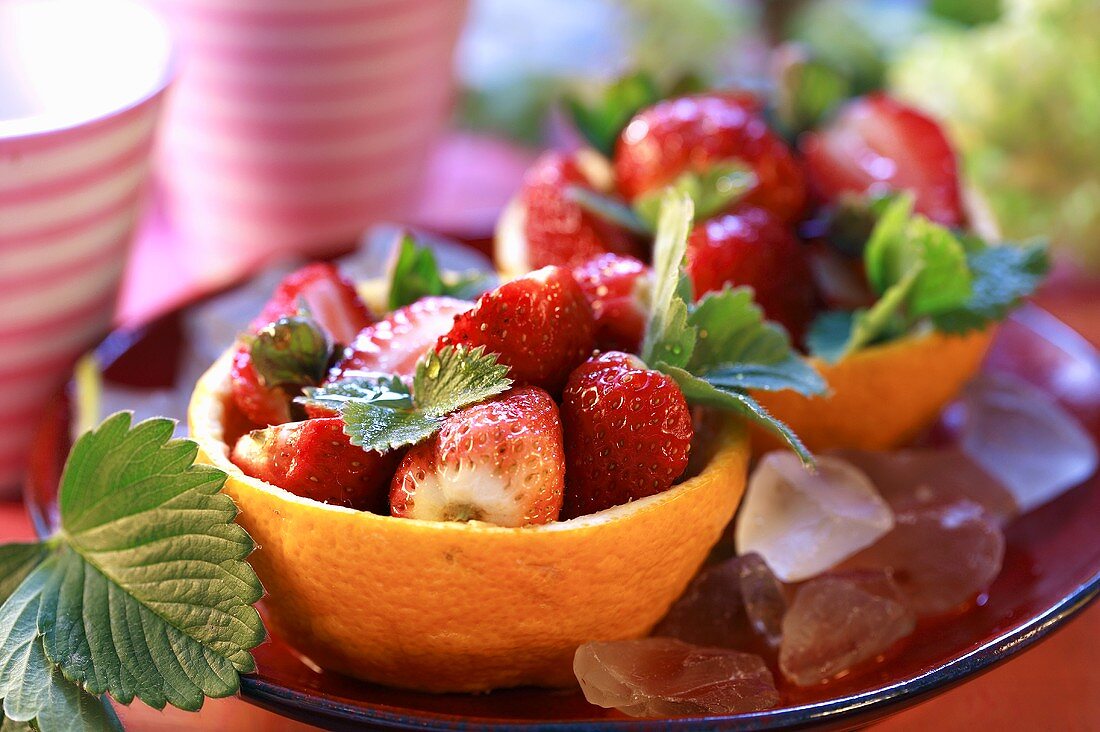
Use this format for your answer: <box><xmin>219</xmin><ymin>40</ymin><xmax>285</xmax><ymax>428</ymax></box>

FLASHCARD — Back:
<box><xmin>24</xmin><ymin>299</ymin><xmax>1100</xmax><ymax>732</ymax></box>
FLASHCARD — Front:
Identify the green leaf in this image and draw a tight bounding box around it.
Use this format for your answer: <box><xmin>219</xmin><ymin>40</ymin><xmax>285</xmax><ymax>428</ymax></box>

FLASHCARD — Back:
<box><xmin>298</xmin><ymin>373</ymin><xmax>413</xmax><ymax>412</ymax></box>
<box><xmin>247</xmin><ymin>316</ymin><xmax>331</xmax><ymax>389</ymax></box>
<box><xmin>844</xmin><ymin>266</ymin><xmax>923</xmax><ymax>357</ymax></box>
<box><xmin>338</xmin><ymin>346</ymin><xmax>512</xmax><ymax>453</ymax></box>
<box><xmin>702</xmin><ymin>359</ymin><xmax>828</xmax><ymax>395</ymax></box>
<box><xmin>341</xmin><ymin>402</ymin><xmax>442</xmax><ymax>453</ymax></box>
<box><xmin>565</xmin><ymin>186</ymin><xmax>651</xmax><ymax>235</ymax></box>
<box><xmin>41</xmin><ymin>412</ymin><xmax>264</xmax><ymax>711</ymax></box>
<box><xmin>635</xmin><ymin>162</ymin><xmax>756</xmax><ymax>228</ymax></box>
<box><xmin>412</xmin><ymin>346</ymin><xmax>512</xmax><ymax>418</ymax></box>
<box><xmin>805</xmin><ymin>310</ymin><xmax>855</xmax><ymax>363</ymax></box>
<box><xmin>0</xmin><ymin>563</ymin><xmax>122</xmax><ymax>732</ymax></box>
<box><xmin>565</xmin><ymin>71</ymin><xmax>662</xmax><ymax>157</ymax></box>
<box><xmin>659</xmin><ymin>364</ymin><xmax>814</xmax><ymax>466</ymax></box>
<box><xmin>0</xmin><ymin>545</ymin><xmax>46</xmax><ymax>606</ymax></box>
<box><xmin>388</xmin><ymin>234</ymin><xmax>490</xmax><ymax>310</ymax></box>
<box><xmin>641</xmin><ymin>192</ymin><xmax>696</xmax><ymax>365</ymax></box>
<box><xmin>933</xmin><ymin>242</ymin><xmax>1051</xmax><ymax>334</ymax></box>
<box><xmin>773</xmin><ymin>48</ymin><xmax>851</xmax><ymax>137</ymax></box>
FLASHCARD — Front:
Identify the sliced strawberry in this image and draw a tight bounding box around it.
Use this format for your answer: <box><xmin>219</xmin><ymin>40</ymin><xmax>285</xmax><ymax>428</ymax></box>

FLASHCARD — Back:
<box><xmin>389</xmin><ymin>386</ymin><xmax>565</xmax><ymax>526</ymax></box>
<box><xmin>232</xmin><ymin>263</ymin><xmax>373</xmax><ymax>427</ymax></box>
<box><xmin>520</xmin><ymin>152</ymin><xmax>642</xmax><ymax>270</ymax></box>
<box><xmin>252</xmin><ymin>262</ymin><xmax>374</xmax><ymax>344</ymax></box>
<box><xmin>800</xmin><ymin>93</ymin><xmax>965</xmax><ymax>227</ymax></box>
<box><xmin>560</xmin><ymin>352</ymin><xmax>693</xmax><ymax>519</ymax></box>
<box><xmin>229</xmin><ymin>345</ymin><xmax>292</xmax><ymax>426</ymax></box>
<box><xmin>614</xmin><ymin>93</ymin><xmax>807</xmax><ymax>224</ymax></box>
<box><xmin>329</xmin><ymin>296</ymin><xmax>473</xmax><ymax>383</ymax></box>
<box><xmin>571</xmin><ymin>253</ymin><xmax>650</xmax><ymax>353</ymax></box>
<box><xmin>231</xmin><ymin>417</ymin><xmax>398</xmax><ymax>511</ymax></box>
<box><xmin>438</xmin><ymin>266</ymin><xmax>596</xmax><ymax>394</ymax></box>
<box><xmin>687</xmin><ymin>206</ymin><xmax>817</xmax><ymax>342</ymax></box>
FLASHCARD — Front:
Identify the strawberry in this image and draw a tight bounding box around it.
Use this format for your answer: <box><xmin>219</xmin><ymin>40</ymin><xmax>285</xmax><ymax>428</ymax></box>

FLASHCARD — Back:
<box><xmin>613</xmin><ymin>93</ymin><xmax>807</xmax><ymax>224</ymax></box>
<box><xmin>800</xmin><ymin>93</ymin><xmax>965</xmax><ymax>227</ymax></box>
<box><xmin>520</xmin><ymin>152</ymin><xmax>642</xmax><ymax>270</ymax></box>
<box><xmin>252</xmin><ymin>262</ymin><xmax>374</xmax><ymax>344</ymax></box>
<box><xmin>232</xmin><ymin>263</ymin><xmax>373</xmax><ymax>426</ymax></box>
<box><xmin>329</xmin><ymin>296</ymin><xmax>472</xmax><ymax>383</ymax></box>
<box><xmin>232</xmin><ymin>417</ymin><xmax>398</xmax><ymax>511</ymax></box>
<box><xmin>560</xmin><ymin>352</ymin><xmax>693</xmax><ymax>519</ymax></box>
<box><xmin>389</xmin><ymin>386</ymin><xmax>565</xmax><ymax>526</ymax></box>
<box><xmin>571</xmin><ymin>253</ymin><xmax>650</xmax><ymax>353</ymax></box>
<box><xmin>687</xmin><ymin>206</ymin><xmax>817</xmax><ymax>342</ymax></box>
<box><xmin>438</xmin><ymin>266</ymin><xmax>596</xmax><ymax>394</ymax></box>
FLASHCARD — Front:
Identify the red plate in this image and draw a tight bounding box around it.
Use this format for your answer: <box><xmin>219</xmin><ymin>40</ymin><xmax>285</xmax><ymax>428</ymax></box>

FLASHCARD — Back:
<box><xmin>23</xmin><ymin>287</ymin><xmax>1100</xmax><ymax>731</ymax></box>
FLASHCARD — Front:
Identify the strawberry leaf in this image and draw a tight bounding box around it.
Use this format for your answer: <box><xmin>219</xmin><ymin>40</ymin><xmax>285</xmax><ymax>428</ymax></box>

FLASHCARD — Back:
<box><xmin>339</xmin><ymin>346</ymin><xmax>512</xmax><ymax>453</ymax></box>
<box><xmin>0</xmin><ymin>413</ymin><xmax>267</xmax><ymax>712</ymax></box>
<box><xmin>635</xmin><ymin>162</ymin><xmax>756</xmax><ymax>229</ymax></box>
<box><xmin>565</xmin><ymin>71</ymin><xmax>662</xmax><ymax>157</ymax></box>
<box><xmin>659</xmin><ymin>364</ymin><xmax>813</xmax><ymax>466</ymax></box>
<box><xmin>248</xmin><ymin>315</ymin><xmax>332</xmax><ymax>389</ymax></box>
<box><xmin>298</xmin><ymin>373</ymin><xmax>413</xmax><ymax>412</ymax></box>
<box><xmin>388</xmin><ymin>234</ymin><xmax>490</xmax><ymax>310</ymax></box>
<box><xmin>642</xmin><ymin>192</ymin><xmax>696</xmax><ymax>366</ymax></box>
<box><xmin>0</xmin><ymin>545</ymin><xmax>46</xmax><ymax>606</ymax></box>
<box><xmin>0</xmin><ymin>564</ymin><xmax>122</xmax><ymax>732</ymax></box>
<box><xmin>805</xmin><ymin>310</ymin><xmax>855</xmax><ymax>363</ymax></box>
<box><xmin>565</xmin><ymin>186</ymin><xmax>651</xmax><ymax>235</ymax></box>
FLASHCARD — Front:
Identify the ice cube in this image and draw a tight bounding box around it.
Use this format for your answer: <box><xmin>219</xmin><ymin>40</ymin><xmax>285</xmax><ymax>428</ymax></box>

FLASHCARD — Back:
<box><xmin>653</xmin><ymin>557</ymin><xmax>753</xmax><ymax>650</ymax></box>
<box><xmin>959</xmin><ymin>374</ymin><xmax>1098</xmax><ymax>513</ymax></box>
<box><xmin>841</xmin><ymin>499</ymin><xmax>1005</xmax><ymax>616</ymax></box>
<box><xmin>735</xmin><ymin>453</ymin><xmax>895</xmax><ymax>582</ymax></box>
<box><xmin>830</xmin><ymin>448</ymin><xmax>1018</xmax><ymax>526</ymax></box>
<box><xmin>574</xmin><ymin>637</ymin><xmax>780</xmax><ymax>717</ymax></box>
<box><xmin>779</xmin><ymin>573</ymin><xmax>915</xmax><ymax>686</ymax></box>
<box><xmin>738</xmin><ymin>553</ymin><xmax>787</xmax><ymax>648</ymax></box>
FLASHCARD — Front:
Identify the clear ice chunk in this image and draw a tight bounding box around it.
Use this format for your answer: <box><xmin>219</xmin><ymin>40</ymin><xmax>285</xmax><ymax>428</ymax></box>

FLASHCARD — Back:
<box><xmin>958</xmin><ymin>374</ymin><xmax>1098</xmax><ymax>513</ymax></box>
<box><xmin>737</xmin><ymin>553</ymin><xmax>787</xmax><ymax>648</ymax></box>
<box><xmin>653</xmin><ymin>557</ymin><xmax>753</xmax><ymax>650</ymax></box>
<box><xmin>779</xmin><ymin>572</ymin><xmax>915</xmax><ymax>686</ymax></box>
<box><xmin>735</xmin><ymin>452</ymin><xmax>895</xmax><ymax>582</ymax></box>
<box><xmin>574</xmin><ymin>637</ymin><xmax>780</xmax><ymax>717</ymax></box>
<box><xmin>842</xmin><ymin>499</ymin><xmax>1005</xmax><ymax>616</ymax></box>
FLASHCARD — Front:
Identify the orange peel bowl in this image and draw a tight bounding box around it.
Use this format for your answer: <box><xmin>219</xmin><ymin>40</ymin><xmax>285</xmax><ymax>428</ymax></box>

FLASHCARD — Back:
<box><xmin>753</xmin><ymin>326</ymin><xmax>996</xmax><ymax>453</ymax></box>
<box><xmin>188</xmin><ymin>349</ymin><xmax>750</xmax><ymax>693</ymax></box>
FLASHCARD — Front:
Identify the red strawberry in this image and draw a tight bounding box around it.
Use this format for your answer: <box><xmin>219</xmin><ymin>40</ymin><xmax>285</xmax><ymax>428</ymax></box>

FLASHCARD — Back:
<box><xmin>390</xmin><ymin>386</ymin><xmax>565</xmax><ymax>526</ymax></box>
<box><xmin>560</xmin><ymin>352</ymin><xmax>693</xmax><ymax>519</ymax></box>
<box><xmin>687</xmin><ymin>206</ymin><xmax>817</xmax><ymax>342</ymax></box>
<box><xmin>800</xmin><ymin>93</ymin><xmax>965</xmax><ymax>227</ymax></box>
<box><xmin>571</xmin><ymin>253</ymin><xmax>650</xmax><ymax>353</ymax></box>
<box><xmin>520</xmin><ymin>152</ymin><xmax>642</xmax><ymax>270</ymax></box>
<box><xmin>231</xmin><ymin>418</ymin><xmax>398</xmax><ymax>511</ymax></box>
<box><xmin>232</xmin><ymin>263</ymin><xmax>373</xmax><ymax>426</ymax></box>
<box><xmin>252</xmin><ymin>262</ymin><xmax>374</xmax><ymax>344</ymax></box>
<box><xmin>329</xmin><ymin>296</ymin><xmax>473</xmax><ymax>383</ymax></box>
<box><xmin>438</xmin><ymin>266</ymin><xmax>596</xmax><ymax>394</ymax></box>
<box><xmin>614</xmin><ymin>93</ymin><xmax>807</xmax><ymax>224</ymax></box>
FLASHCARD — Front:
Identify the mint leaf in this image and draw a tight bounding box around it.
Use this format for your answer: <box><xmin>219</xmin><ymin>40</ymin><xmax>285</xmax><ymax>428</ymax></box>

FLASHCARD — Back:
<box><xmin>635</xmin><ymin>162</ymin><xmax>756</xmax><ymax>229</ymax></box>
<box><xmin>248</xmin><ymin>315</ymin><xmax>331</xmax><ymax>389</ymax></box>
<box><xmin>642</xmin><ymin>192</ymin><xmax>696</xmax><ymax>366</ymax></box>
<box><xmin>388</xmin><ymin>234</ymin><xmax>489</xmax><ymax>310</ymax></box>
<box><xmin>298</xmin><ymin>373</ymin><xmax>413</xmax><ymax>412</ymax></box>
<box><xmin>659</xmin><ymin>364</ymin><xmax>813</xmax><ymax>466</ymax></box>
<box><xmin>773</xmin><ymin>48</ymin><xmax>850</xmax><ymax>137</ymax></box>
<box><xmin>0</xmin><ymin>564</ymin><xmax>122</xmax><ymax>732</ymax></box>
<box><xmin>0</xmin><ymin>545</ymin><xmax>46</xmax><ymax>605</ymax></box>
<box><xmin>340</xmin><ymin>346</ymin><xmax>513</xmax><ymax>453</ymax></box>
<box><xmin>565</xmin><ymin>72</ymin><xmax>662</xmax><ymax>157</ymax></box>
<box><xmin>413</xmin><ymin>346</ymin><xmax>512</xmax><ymax>417</ymax></box>
<box><xmin>933</xmin><ymin>242</ymin><xmax>1051</xmax><ymax>334</ymax></box>
<box><xmin>702</xmin><ymin>360</ymin><xmax>828</xmax><ymax>395</ymax></box>
<box><xmin>864</xmin><ymin>195</ymin><xmax>972</xmax><ymax>316</ymax></box>
<box><xmin>34</xmin><ymin>413</ymin><xmax>264</xmax><ymax>711</ymax></box>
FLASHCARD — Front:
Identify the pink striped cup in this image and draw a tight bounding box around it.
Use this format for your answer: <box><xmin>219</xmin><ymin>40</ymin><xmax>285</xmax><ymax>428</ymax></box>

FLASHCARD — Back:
<box><xmin>0</xmin><ymin>0</ymin><xmax>175</xmax><ymax>495</ymax></box>
<box><xmin>153</xmin><ymin>0</ymin><xmax>469</xmax><ymax>284</ymax></box>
